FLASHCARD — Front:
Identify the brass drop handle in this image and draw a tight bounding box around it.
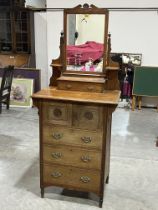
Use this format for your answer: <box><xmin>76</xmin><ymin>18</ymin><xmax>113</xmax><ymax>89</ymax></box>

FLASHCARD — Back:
<box><xmin>51</xmin><ymin>171</ymin><xmax>62</xmax><ymax>178</ymax></box>
<box><xmin>81</xmin><ymin>155</ymin><xmax>91</xmax><ymax>162</ymax></box>
<box><xmin>81</xmin><ymin>136</ymin><xmax>92</xmax><ymax>143</ymax></box>
<box><xmin>51</xmin><ymin>152</ymin><xmax>62</xmax><ymax>159</ymax></box>
<box><xmin>80</xmin><ymin>176</ymin><xmax>91</xmax><ymax>183</ymax></box>
<box><xmin>66</xmin><ymin>84</ymin><xmax>72</xmax><ymax>89</ymax></box>
<box><xmin>52</xmin><ymin>133</ymin><xmax>63</xmax><ymax>140</ymax></box>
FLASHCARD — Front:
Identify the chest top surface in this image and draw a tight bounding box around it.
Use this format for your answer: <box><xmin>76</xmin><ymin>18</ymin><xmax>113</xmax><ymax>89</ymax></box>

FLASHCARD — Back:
<box><xmin>32</xmin><ymin>87</ymin><xmax>120</xmax><ymax>105</ymax></box>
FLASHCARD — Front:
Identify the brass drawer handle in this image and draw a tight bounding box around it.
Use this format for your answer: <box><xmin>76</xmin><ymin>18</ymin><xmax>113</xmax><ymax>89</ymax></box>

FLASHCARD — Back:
<box><xmin>81</xmin><ymin>136</ymin><xmax>92</xmax><ymax>143</ymax></box>
<box><xmin>66</xmin><ymin>84</ymin><xmax>72</xmax><ymax>89</ymax></box>
<box><xmin>87</xmin><ymin>86</ymin><xmax>94</xmax><ymax>91</ymax></box>
<box><xmin>51</xmin><ymin>171</ymin><xmax>62</xmax><ymax>178</ymax></box>
<box><xmin>52</xmin><ymin>133</ymin><xmax>63</xmax><ymax>140</ymax></box>
<box><xmin>51</xmin><ymin>152</ymin><xmax>62</xmax><ymax>159</ymax></box>
<box><xmin>81</xmin><ymin>155</ymin><xmax>91</xmax><ymax>162</ymax></box>
<box><xmin>80</xmin><ymin>176</ymin><xmax>91</xmax><ymax>183</ymax></box>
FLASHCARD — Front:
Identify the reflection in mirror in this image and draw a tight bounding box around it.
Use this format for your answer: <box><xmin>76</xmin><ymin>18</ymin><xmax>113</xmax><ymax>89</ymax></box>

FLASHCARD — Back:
<box><xmin>66</xmin><ymin>14</ymin><xmax>105</xmax><ymax>72</ymax></box>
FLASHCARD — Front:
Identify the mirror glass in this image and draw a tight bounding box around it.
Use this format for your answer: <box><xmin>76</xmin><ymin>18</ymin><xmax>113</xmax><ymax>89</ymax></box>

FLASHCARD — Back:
<box><xmin>66</xmin><ymin>14</ymin><xmax>105</xmax><ymax>72</ymax></box>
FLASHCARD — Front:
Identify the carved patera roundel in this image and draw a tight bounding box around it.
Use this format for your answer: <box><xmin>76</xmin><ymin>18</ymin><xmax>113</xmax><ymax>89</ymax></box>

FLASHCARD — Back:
<box><xmin>84</xmin><ymin>111</ymin><xmax>93</xmax><ymax>120</ymax></box>
<box><xmin>53</xmin><ymin>108</ymin><xmax>62</xmax><ymax>117</ymax></box>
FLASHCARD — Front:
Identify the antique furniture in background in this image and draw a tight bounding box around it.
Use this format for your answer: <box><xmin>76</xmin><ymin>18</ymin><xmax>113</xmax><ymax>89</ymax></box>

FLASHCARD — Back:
<box><xmin>0</xmin><ymin>65</ymin><xmax>14</xmax><ymax>113</ymax></box>
<box><xmin>132</xmin><ymin>66</ymin><xmax>158</xmax><ymax>111</ymax></box>
<box><xmin>0</xmin><ymin>68</ymin><xmax>41</xmax><ymax>92</ymax></box>
<box><xmin>0</xmin><ymin>0</ymin><xmax>36</xmax><ymax>68</ymax></box>
<box><xmin>32</xmin><ymin>4</ymin><xmax>120</xmax><ymax>208</ymax></box>
<box><xmin>111</xmin><ymin>52</ymin><xmax>142</xmax><ymax>100</ymax></box>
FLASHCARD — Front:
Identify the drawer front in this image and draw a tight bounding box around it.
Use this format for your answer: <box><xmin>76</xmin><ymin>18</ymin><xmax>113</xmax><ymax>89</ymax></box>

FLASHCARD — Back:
<box><xmin>58</xmin><ymin>81</ymin><xmax>104</xmax><ymax>93</ymax></box>
<box><xmin>43</xmin><ymin>164</ymin><xmax>100</xmax><ymax>193</ymax></box>
<box><xmin>72</xmin><ymin>104</ymin><xmax>103</xmax><ymax>130</ymax></box>
<box><xmin>42</xmin><ymin>102</ymin><xmax>72</xmax><ymax>126</ymax></box>
<box><xmin>43</xmin><ymin>145</ymin><xmax>101</xmax><ymax>170</ymax></box>
<box><xmin>43</xmin><ymin>125</ymin><xmax>103</xmax><ymax>149</ymax></box>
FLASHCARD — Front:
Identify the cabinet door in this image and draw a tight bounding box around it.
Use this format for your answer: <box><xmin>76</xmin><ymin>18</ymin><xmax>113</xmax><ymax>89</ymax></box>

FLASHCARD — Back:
<box><xmin>14</xmin><ymin>11</ymin><xmax>30</xmax><ymax>53</ymax></box>
<box><xmin>42</xmin><ymin>102</ymin><xmax>72</xmax><ymax>126</ymax></box>
<box><xmin>0</xmin><ymin>12</ymin><xmax>12</xmax><ymax>53</ymax></box>
<box><xmin>72</xmin><ymin>104</ymin><xmax>103</xmax><ymax>130</ymax></box>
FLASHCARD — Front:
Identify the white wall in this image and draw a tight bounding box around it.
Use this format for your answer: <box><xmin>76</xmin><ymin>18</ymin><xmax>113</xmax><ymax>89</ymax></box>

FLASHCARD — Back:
<box><xmin>47</xmin><ymin>0</ymin><xmax>158</xmax><ymax>8</ymax></box>
<box><xmin>34</xmin><ymin>12</ymin><xmax>48</xmax><ymax>88</ymax></box>
<box><xmin>47</xmin><ymin>11</ymin><xmax>63</xmax><ymax>81</ymax></box>
<box><xmin>109</xmin><ymin>11</ymin><xmax>158</xmax><ymax>66</ymax></box>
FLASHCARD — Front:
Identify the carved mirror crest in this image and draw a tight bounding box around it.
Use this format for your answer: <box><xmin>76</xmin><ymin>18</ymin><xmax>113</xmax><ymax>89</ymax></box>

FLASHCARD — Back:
<box><xmin>63</xmin><ymin>4</ymin><xmax>109</xmax><ymax>75</ymax></box>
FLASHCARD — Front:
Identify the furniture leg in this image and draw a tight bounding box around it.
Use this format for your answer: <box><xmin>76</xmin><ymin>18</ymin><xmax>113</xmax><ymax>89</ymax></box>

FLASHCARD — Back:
<box><xmin>131</xmin><ymin>95</ymin><xmax>136</xmax><ymax>111</ymax></box>
<box><xmin>106</xmin><ymin>175</ymin><xmax>109</xmax><ymax>184</ymax></box>
<box><xmin>41</xmin><ymin>188</ymin><xmax>44</xmax><ymax>198</ymax></box>
<box><xmin>6</xmin><ymin>95</ymin><xmax>10</xmax><ymax>109</ymax></box>
<box><xmin>138</xmin><ymin>96</ymin><xmax>142</xmax><ymax>110</ymax></box>
<box><xmin>99</xmin><ymin>197</ymin><xmax>103</xmax><ymax>208</ymax></box>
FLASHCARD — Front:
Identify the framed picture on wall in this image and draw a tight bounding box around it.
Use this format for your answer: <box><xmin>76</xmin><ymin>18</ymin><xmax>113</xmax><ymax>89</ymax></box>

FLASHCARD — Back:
<box><xmin>10</xmin><ymin>78</ymin><xmax>34</xmax><ymax>107</ymax></box>
<box><xmin>122</xmin><ymin>53</ymin><xmax>142</xmax><ymax>66</ymax></box>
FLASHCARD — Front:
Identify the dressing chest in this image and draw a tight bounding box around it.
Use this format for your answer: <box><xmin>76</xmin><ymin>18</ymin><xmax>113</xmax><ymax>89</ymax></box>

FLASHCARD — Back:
<box><xmin>32</xmin><ymin>4</ymin><xmax>120</xmax><ymax>207</ymax></box>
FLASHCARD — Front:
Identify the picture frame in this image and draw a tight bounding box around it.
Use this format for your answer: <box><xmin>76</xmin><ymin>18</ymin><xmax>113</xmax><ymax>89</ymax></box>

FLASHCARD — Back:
<box><xmin>0</xmin><ymin>68</ymin><xmax>41</xmax><ymax>92</ymax></box>
<box><xmin>111</xmin><ymin>52</ymin><xmax>142</xmax><ymax>66</ymax></box>
<box><xmin>10</xmin><ymin>78</ymin><xmax>34</xmax><ymax>107</ymax></box>
<box><xmin>122</xmin><ymin>53</ymin><xmax>142</xmax><ymax>66</ymax></box>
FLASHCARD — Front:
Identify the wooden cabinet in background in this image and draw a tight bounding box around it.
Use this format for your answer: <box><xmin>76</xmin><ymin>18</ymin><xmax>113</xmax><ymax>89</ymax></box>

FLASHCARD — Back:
<box><xmin>0</xmin><ymin>2</ymin><xmax>35</xmax><ymax>68</ymax></box>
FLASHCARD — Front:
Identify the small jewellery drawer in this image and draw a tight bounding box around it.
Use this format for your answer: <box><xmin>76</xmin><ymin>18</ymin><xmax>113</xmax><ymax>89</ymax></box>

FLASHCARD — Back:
<box><xmin>42</xmin><ymin>102</ymin><xmax>72</xmax><ymax>126</ymax></box>
<box><xmin>58</xmin><ymin>80</ymin><xmax>104</xmax><ymax>93</ymax></box>
<box><xmin>72</xmin><ymin>104</ymin><xmax>103</xmax><ymax>130</ymax></box>
<box><xmin>43</xmin><ymin>164</ymin><xmax>100</xmax><ymax>194</ymax></box>
<box><xmin>43</xmin><ymin>125</ymin><xmax>103</xmax><ymax>149</ymax></box>
<box><xmin>43</xmin><ymin>145</ymin><xmax>101</xmax><ymax>170</ymax></box>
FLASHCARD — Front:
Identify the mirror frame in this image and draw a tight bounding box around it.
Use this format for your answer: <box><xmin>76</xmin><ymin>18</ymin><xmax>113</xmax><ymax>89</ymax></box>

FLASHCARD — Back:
<box><xmin>63</xmin><ymin>4</ymin><xmax>109</xmax><ymax>75</ymax></box>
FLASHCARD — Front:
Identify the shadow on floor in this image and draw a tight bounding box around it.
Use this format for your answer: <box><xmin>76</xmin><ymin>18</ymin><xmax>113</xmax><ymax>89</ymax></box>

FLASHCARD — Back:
<box><xmin>15</xmin><ymin>159</ymin><xmax>99</xmax><ymax>207</ymax></box>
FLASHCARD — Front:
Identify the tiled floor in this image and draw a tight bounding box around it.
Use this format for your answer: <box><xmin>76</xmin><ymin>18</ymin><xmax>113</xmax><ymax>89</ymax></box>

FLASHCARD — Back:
<box><xmin>0</xmin><ymin>106</ymin><xmax>158</xmax><ymax>210</ymax></box>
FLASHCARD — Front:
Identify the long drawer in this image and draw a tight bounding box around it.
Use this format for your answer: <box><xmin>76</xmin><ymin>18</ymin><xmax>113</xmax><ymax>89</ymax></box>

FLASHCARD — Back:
<box><xmin>43</xmin><ymin>145</ymin><xmax>101</xmax><ymax>170</ymax></box>
<box><xmin>43</xmin><ymin>164</ymin><xmax>100</xmax><ymax>194</ymax></box>
<box><xmin>43</xmin><ymin>125</ymin><xmax>103</xmax><ymax>149</ymax></box>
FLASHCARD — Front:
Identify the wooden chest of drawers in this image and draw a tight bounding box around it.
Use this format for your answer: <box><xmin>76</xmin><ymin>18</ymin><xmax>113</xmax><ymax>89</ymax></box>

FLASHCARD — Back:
<box><xmin>32</xmin><ymin>87</ymin><xmax>119</xmax><ymax>207</ymax></box>
<box><xmin>40</xmin><ymin>100</ymin><xmax>110</xmax><ymax>207</ymax></box>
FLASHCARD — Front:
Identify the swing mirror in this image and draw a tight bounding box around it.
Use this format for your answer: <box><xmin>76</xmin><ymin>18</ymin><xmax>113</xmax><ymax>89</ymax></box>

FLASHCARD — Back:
<box><xmin>63</xmin><ymin>4</ymin><xmax>109</xmax><ymax>74</ymax></box>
